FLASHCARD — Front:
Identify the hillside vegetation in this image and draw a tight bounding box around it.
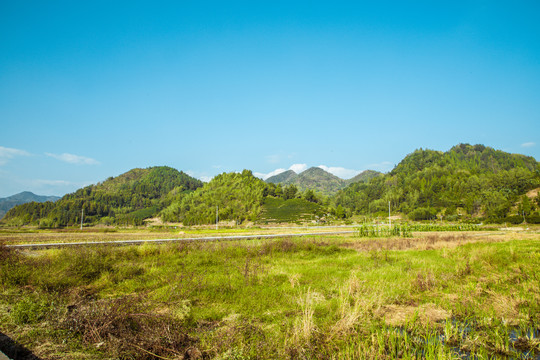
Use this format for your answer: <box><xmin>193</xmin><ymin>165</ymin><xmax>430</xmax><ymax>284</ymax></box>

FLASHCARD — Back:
<box><xmin>334</xmin><ymin>144</ymin><xmax>540</xmax><ymax>222</ymax></box>
<box><xmin>161</xmin><ymin>170</ymin><xmax>326</xmax><ymax>225</ymax></box>
<box><xmin>2</xmin><ymin>143</ymin><xmax>539</xmax><ymax>227</ymax></box>
<box><xmin>160</xmin><ymin>170</ymin><xmax>267</xmax><ymax>225</ymax></box>
<box><xmin>2</xmin><ymin>167</ymin><xmax>203</xmax><ymax>227</ymax></box>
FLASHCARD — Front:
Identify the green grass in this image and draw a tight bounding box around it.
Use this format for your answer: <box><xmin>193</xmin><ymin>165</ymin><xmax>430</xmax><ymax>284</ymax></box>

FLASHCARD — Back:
<box><xmin>1</xmin><ymin>232</ymin><xmax>539</xmax><ymax>359</ymax></box>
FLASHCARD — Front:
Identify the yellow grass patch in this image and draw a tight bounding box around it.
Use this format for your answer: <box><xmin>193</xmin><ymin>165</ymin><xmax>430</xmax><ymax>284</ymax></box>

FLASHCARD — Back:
<box><xmin>378</xmin><ymin>303</ymin><xmax>451</xmax><ymax>326</ymax></box>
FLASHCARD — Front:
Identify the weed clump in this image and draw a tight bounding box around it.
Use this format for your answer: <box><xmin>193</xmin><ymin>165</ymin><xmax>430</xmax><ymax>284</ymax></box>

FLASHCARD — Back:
<box><xmin>63</xmin><ymin>294</ymin><xmax>197</xmax><ymax>359</ymax></box>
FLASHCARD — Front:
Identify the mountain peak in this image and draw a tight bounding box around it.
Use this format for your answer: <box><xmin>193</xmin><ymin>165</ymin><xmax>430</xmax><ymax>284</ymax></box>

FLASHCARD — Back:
<box><xmin>266</xmin><ymin>170</ymin><xmax>297</xmax><ymax>184</ymax></box>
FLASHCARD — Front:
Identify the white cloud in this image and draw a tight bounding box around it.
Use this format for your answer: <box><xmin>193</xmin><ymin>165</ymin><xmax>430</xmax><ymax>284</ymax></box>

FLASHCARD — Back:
<box><xmin>199</xmin><ymin>176</ymin><xmax>213</xmax><ymax>182</ymax></box>
<box><xmin>0</xmin><ymin>146</ymin><xmax>31</xmax><ymax>165</ymax></box>
<box><xmin>521</xmin><ymin>142</ymin><xmax>536</xmax><ymax>148</ymax></box>
<box><xmin>367</xmin><ymin>161</ymin><xmax>394</xmax><ymax>172</ymax></box>
<box><xmin>46</xmin><ymin>152</ymin><xmax>100</xmax><ymax>165</ymax></box>
<box><xmin>33</xmin><ymin>179</ymin><xmax>75</xmax><ymax>186</ymax></box>
<box><xmin>186</xmin><ymin>170</ymin><xmax>214</xmax><ymax>183</ymax></box>
<box><xmin>289</xmin><ymin>163</ymin><xmax>308</xmax><ymax>173</ymax></box>
<box><xmin>317</xmin><ymin>165</ymin><xmax>361</xmax><ymax>179</ymax></box>
<box><xmin>254</xmin><ymin>168</ymin><xmax>287</xmax><ymax>180</ymax></box>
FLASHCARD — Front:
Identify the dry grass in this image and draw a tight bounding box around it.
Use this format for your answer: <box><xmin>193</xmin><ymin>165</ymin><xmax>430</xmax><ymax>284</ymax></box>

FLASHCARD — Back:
<box><xmin>62</xmin><ymin>294</ymin><xmax>196</xmax><ymax>360</ymax></box>
<box><xmin>342</xmin><ymin>232</ymin><xmax>515</xmax><ymax>252</ymax></box>
<box><xmin>377</xmin><ymin>304</ymin><xmax>451</xmax><ymax>327</ymax></box>
<box><xmin>291</xmin><ymin>288</ymin><xmax>320</xmax><ymax>345</ymax></box>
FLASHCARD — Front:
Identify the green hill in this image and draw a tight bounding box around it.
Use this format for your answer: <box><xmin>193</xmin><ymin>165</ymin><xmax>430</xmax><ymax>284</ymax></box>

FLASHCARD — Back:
<box><xmin>286</xmin><ymin>167</ymin><xmax>345</xmax><ymax>194</ymax></box>
<box><xmin>2</xmin><ymin>166</ymin><xmax>203</xmax><ymax>227</ymax></box>
<box><xmin>160</xmin><ymin>170</ymin><xmax>269</xmax><ymax>225</ymax></box>
<box><xmin>334</xmin><ymin>144</ymin><xmax>540</xmax><ymax>221</ymax></box>
<box><xmin>161</xmin><ymin>170</ymin><xmax>332</xmax><ymax>225</ymax></box>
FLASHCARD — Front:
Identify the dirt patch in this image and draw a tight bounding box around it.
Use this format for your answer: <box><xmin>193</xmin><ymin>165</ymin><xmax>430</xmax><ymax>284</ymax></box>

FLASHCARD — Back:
<box><xmin>526</xmin><ymin>188</ymin><xmax>539</xmax><ymax>198</ymax></box>
<box><xmin>377</xmin><ymin>303</ymin><xmax>451</xmax><ymax>326</ymax></box>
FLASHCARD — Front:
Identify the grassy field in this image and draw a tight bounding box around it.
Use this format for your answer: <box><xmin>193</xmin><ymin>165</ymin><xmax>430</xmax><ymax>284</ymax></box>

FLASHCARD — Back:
<box><xmin>1</xmin><ymin>229</ymin><xmax>539</xmax><ymax>359</ymax></box>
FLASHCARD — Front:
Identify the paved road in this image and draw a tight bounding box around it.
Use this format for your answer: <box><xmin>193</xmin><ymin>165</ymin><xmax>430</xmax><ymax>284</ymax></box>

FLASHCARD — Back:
<box><xmin>6</xmin><ymin>230</ymin><xmax>355</xmax><ymax>249</ymax></box>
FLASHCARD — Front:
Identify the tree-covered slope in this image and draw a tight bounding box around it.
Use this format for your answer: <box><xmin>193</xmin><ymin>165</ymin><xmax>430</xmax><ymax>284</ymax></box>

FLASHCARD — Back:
<box><xmin>288</xmin><ymin>167</ymin><xmax>345</xmax><ymax>194</ymax></box>
<box><xmin>160</xmin><ymin>170</ymin><xmax>269</xmax><ymax>225</ymax></box>
<box><xmin>160</xmin><ymin>170</ymin><xmax>332</xmax><ymax>225</ymax></box>
<box><xmin>334</xmin><ymin>144</ymin><xmax>540</xmax><ymax>220</ymax></box>
<box><xmin>2</xmin><ymin>166</ymin><xmax>203</xmax><ymax>227</ymax></box>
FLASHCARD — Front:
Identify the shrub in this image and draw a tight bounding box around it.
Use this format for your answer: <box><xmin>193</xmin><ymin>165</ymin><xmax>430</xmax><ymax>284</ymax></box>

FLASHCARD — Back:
<box><xmin>38</xmin><ymin>218</ymin><xmax>55</xmax><ymax>229</ymax></box>
<box><xmin>408</xmin><ymin>207</ymin><xmax>437</xmax><ymax>221</ymax></box>
<box><xmin>505</xmin><ymin>215</ymin><xmax>524</xmax><ymax>225</ymax></box>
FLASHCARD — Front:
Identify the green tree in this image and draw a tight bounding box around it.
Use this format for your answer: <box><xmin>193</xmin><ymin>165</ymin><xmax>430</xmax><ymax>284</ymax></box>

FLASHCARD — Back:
<box><xmin>303</xmin><ymin>189</ymin><xmax>318</xmax><ymax>203</ymax></box>
<box><xmin>283</xmin><ymin>185</ymin><xmax>298</xmax><ymax>200</ymax></box>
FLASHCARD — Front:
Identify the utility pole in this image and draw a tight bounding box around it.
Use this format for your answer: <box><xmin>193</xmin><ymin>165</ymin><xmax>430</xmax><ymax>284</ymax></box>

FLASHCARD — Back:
<box><xmin>216</xmin><ymin>205</ymin><xmax>218</xmax><ymax>230</ymax></box>
<box><xmin>388</xmin><ymin>201</ymin><xmax>391</xmax><ymax>228</ymax></box>
<box><xmin>80</xmin><ymin>208</ymin><xmax>84</xmax><ymax>230</ymax></box>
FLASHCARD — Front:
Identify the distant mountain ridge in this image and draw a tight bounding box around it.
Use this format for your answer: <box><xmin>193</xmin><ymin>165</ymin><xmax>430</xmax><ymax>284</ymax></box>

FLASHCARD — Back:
<box><xmin>266</xmin><ymin>170</ymin><xmax>297</xmax><ymax>184</ymax></box>
<box><xmin>265</xmin><ymin>167</ymin><xmax>381</xmax><ymax>195</ymax></box>
<box><xmin>345</xmin><ymin>170</ymin><xmax>382</xmax><ymax>185</ymax></box>
<box><xmin>0</xmin><ymin>191</ymin><xmax>60</xmax><ymax>219</ymax></box>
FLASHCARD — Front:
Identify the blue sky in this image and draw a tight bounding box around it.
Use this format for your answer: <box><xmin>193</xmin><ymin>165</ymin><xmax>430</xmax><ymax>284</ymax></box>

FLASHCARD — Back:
<box><xmin>1</xmin><ymin>1</ymin><xmax>539</xmax><ymax>197</ymax></box>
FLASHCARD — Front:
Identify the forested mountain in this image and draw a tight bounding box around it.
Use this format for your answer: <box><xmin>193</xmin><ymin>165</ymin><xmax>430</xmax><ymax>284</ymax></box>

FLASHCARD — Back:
<box><xmin>334</xmin><ymin>144</ymin><xmax>540</xmax><ymax>221</ymax></box>
<box><xmin>265</xmin><ymin>167</ymin><xmax>379</xmax><ymax>195</ymax></box>
<box><xmin>2</xmin><ymin>167</ymin><xmax>203</xmax><ymax>227</ymax></box>
<box><xmin>286</xmin><ymin>167</ymin><xmax>346</xmax><ymax>194</ymax></box>
<box><xmin>0</xmin><ymin>192</ymin><xmax>60</xmax><ymax>219</ymax></box>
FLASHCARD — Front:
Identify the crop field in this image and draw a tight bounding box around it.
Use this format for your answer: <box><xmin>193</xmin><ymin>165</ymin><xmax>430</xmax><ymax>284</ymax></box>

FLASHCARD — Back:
<box><xmin>1</xmin><ymin>228</ymin><xmax>539</xmax><ymax>359</ymax></box>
